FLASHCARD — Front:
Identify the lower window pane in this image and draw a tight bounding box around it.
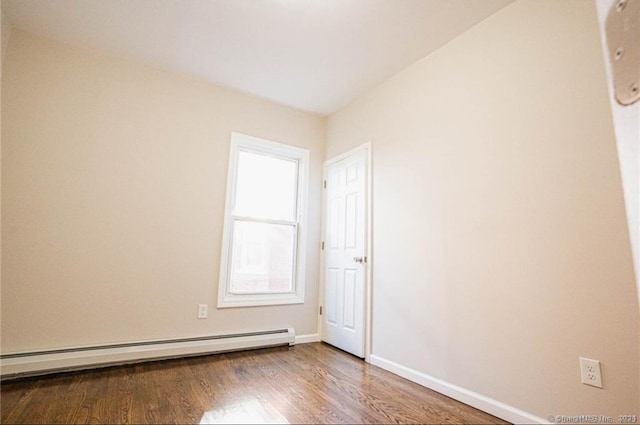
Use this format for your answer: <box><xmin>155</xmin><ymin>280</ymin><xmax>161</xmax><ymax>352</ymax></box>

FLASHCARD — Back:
<box><xmin>229</xmin><ymin>220</ymin><xmax>295</xmax><ymax>294</ymax></box>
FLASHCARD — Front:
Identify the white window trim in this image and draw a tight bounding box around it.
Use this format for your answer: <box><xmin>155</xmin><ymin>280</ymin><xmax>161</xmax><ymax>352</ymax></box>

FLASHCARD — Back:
<box><xmin>217</xmin><ymin>132</ymin><xmax>309</xmax><ymax>308</ymax></box>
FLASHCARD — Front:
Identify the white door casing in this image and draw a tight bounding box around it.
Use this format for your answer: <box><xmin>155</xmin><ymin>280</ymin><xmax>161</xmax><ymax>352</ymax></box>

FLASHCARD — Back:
<box><xmin>321</xmin><ymin>145</ymin><xmax>369</xmax><ymax>358</ymax></box>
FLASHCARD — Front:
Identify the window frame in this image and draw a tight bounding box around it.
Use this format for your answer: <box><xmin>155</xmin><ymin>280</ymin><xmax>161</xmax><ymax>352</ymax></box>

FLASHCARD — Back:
<box><xmin>217</xmin><ymin>132</ymin><xmax>309</xmax><ymax>308</ymax></box>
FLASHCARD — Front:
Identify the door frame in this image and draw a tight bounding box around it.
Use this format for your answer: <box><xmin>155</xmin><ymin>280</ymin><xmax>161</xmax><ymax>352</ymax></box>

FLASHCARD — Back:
<box><xmin>318</xmin><ymin>141</ymin><xmax>373</xmax><ymax>361</ymax></box>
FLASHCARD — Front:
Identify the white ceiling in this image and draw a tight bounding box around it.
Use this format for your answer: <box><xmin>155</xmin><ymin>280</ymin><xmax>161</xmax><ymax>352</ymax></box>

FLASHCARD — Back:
<box><xmin>2</xmin><ymin>0</ymin><xmax>513</xmax><ymax>115</ymax></box>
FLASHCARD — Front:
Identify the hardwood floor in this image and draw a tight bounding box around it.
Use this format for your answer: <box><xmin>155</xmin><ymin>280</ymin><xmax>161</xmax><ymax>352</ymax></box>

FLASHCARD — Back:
<box><xmin>1</xmin><ymin>342</ymin><xmax>507</xmax><ymax>424</ymax></box>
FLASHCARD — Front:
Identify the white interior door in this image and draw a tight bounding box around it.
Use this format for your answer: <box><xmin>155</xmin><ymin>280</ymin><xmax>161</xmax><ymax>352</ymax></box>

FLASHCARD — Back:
<box><xmin>321</xmin><ymin>148</ymin><xmax>367</xmax><ymax>358</ymax></box>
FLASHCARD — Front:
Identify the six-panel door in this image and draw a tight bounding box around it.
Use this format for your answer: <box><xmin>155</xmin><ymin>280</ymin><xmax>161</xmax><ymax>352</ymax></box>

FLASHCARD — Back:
<box><xmin>322</xmin><ymin>149</ymin><xmax>366</xmax><ymax>357</ymax></box>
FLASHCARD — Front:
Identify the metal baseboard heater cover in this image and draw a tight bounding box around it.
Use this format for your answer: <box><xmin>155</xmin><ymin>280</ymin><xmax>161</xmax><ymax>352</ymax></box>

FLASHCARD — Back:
<box><xmin>0</xmin><ymin>328</ymin><xmax>295</xmax><ymax>380</ymax></box>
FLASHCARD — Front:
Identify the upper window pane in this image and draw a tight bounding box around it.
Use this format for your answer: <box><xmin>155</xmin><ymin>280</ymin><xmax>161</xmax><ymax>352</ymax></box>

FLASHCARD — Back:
<box><xmin>234</xmin><ymin>151</ymin><xmax>298</xmax><ymax>221</ymax></box>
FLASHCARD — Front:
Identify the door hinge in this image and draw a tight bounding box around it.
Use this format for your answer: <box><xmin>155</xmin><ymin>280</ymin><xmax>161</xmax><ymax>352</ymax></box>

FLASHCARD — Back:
<box><xmin>321</xmin><ymin>241</ymin><xmax>325</xmax><ymax>250</ymax></box>
<box><xmin>606</xmin><ymin>0</ymin><xmax>640</xmax><ymax>105</ymax></box>
<box><xmin>323</xmin><ymin>180</ymin><xmax>327</xmax><ymax>189</ymax></box>
<box><xmin>319</xmin><ymin>306</ymin><xmax>323</xmax><ymax>315</ymax></box>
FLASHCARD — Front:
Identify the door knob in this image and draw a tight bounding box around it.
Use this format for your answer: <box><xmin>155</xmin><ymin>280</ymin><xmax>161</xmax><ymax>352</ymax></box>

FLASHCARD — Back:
<box><xmin>353</xmin><ymin>256</ymin><xmax>366</xmax><ymax>264</ymax></box>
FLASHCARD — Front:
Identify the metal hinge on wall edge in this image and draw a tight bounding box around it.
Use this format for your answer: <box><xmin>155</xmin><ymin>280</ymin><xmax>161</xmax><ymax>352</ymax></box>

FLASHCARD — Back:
<box><xmin>319</xmin><ymin>306</ymin><xmax>323</xmax><ymax>315</ymax></box>
<box><xmin>323</xmin><ymin>180</ymin><xmax>327</xmax><ymax>189</ymax></box>
<box><xmin>321</xmin><ymin>241</ymin><xmax>324</xmax><ymax>250</ymax></box>
<box><xmin>606</xmin><ymin>0</ymin><xmax>640</xmax><ymax>105</ymax></box>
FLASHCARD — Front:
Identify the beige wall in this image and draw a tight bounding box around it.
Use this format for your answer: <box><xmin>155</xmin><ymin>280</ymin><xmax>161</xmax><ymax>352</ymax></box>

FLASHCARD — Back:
<box><xmin>327</xmin><ymin>0</ymin><xmax>639</xmax><ymax>418</ymax></box>
<box><xmin>1</xmin><ymin>30</ymin><xmax>325</xmax><ymax>352</ymax></box>
<box><xmin>1</xmin><ymin>9</ymin><xmax>9</xmax><ymax>348</ymax></box>
<box><xmin>1</xmin><ymin>9</ymin><xmax>11</xmax><ymax>72</ymax></box>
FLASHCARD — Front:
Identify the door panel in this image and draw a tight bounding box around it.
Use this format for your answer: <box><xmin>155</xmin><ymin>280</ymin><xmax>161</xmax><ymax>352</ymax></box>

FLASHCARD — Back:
<box><xmin>345</xmin><ymin>193</ymin><xmax>358</xmax><ymax>249</ymax></box>
<box><xmin>321</xmin><ymin>149</ymin><xmax>367</xmax><ymax>358</ymax></box>
<box><xmin>326</xmin><ymin>268</ymin><xmax>338</xmax><ymax>324</ymax></box>
<box><xmin>329</xmin><ymin>199</ymin><xmax>339</xmax><ymax>249</ymax></box>
<box><xmin>343</xmin><ymin>269</ymin><xmax>357</xmax><ymax>330</ymax></box>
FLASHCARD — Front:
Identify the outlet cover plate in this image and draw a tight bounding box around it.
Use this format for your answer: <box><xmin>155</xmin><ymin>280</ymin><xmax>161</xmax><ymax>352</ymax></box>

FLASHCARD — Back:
<box><xmin>579</xmin><ymin>357</ymin><xmax>603</xmax><ymax>388</ymax></box>
<box><xmin>198</xmin><ymin>304</ymin><xmax>208</xmax><ymax>319</ymax></box>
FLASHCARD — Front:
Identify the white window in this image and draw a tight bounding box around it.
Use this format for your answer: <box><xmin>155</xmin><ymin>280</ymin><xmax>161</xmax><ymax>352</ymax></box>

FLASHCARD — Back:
<box><xmin>218</xmin><ymin>133</ymin><xmax>309</xmax><ymax>307</ymax></box>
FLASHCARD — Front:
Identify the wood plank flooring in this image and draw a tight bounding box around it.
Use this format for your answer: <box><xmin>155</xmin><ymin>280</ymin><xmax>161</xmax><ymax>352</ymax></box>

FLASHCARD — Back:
<box><xmin>1</xmin><ymin>342</ymin><xmax>507</xmax><ymax>424</ymax></box>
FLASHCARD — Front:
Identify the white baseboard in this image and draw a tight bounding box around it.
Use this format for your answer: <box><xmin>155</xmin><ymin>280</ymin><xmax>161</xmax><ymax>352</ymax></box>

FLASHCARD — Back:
<box><xmin>369</xmin><ymin>354</ymin><xmax>547</xmax><ymax>425</ymax></box>
<box><xmin>294</xmin><ymin>333</ymin><xmax>320</xmax><ymax>344</ymax></box>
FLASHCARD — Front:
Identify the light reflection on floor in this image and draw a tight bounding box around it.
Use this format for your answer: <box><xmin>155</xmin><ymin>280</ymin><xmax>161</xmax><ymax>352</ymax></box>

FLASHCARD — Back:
<box><xmin>199</xmin><ymin>398</ymin><xmax>290</xmax><ymax>424</ymax></box>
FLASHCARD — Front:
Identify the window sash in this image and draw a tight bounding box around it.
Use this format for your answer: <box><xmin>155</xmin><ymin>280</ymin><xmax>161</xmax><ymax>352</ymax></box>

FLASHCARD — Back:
<box><xmin>233</xmin><ymin>150</ymin><xmax>300</xmax><ymax>222</ymax></box>
<box><xmin>227</xmin><ymin>217</ymin><xmax>298</xmax><ymax>295</ymax></box>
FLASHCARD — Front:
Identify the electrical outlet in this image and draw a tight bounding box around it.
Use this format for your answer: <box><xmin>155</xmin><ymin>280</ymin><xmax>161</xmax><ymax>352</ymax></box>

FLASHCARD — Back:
<box><xmin>197</xmin><ymin>304</ymin><xmax>208</xmax><ymax>319</ymax></box>
<box><xmin>579</xmin><ymin>357</ymin><xmax>602</xmax><ymax>388</ymax></box>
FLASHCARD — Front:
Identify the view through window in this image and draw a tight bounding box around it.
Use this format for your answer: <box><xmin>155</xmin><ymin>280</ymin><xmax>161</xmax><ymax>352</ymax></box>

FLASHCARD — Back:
<box><xmin>218</xmin><ymin>133</ymin><xmax>308</xmax><ymax>307</ymax></box>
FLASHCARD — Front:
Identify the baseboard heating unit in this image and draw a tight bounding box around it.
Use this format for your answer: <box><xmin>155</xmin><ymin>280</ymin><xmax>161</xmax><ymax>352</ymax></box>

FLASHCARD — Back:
<box><xmin>0</xmin><ymin>327</ymin><xmax>295</xmax><ymax>380</ymax></box>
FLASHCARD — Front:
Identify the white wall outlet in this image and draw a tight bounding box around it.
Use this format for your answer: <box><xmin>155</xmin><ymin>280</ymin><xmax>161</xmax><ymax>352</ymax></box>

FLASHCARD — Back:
<box><xmin>197</xmin><ymin>304</ymin><xmax>208</xmax><ymax>319</ymax></box>
<box><xmin>579</xmin><ymin>357</ymin><xmax>602</xmax><ymax>388</ymax></box>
